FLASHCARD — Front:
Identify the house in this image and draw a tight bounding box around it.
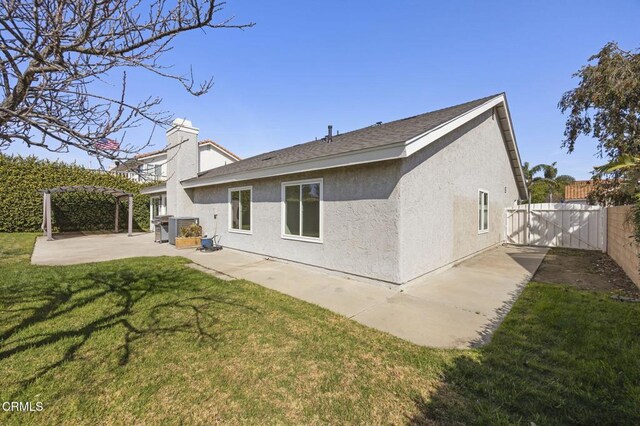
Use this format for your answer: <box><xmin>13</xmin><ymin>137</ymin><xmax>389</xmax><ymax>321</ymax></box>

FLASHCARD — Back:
<box><xmin>111</xmin><ymin>139</ymin><xmax>240</xmax><ymax>225</ymax></box>
<box><xmin>141</xmin><ymin>93</ymin><xmax>528</xmax><ymax>284</ymax></box>
<box><xmin>109</xmin><ymin>139</ymin><xmax>240</xmax><ymax>183</ymax></box>
<box><xmin>564</xmin><ymin>180</ymin><xmax>594</xmax><ymax>204</ymax></box>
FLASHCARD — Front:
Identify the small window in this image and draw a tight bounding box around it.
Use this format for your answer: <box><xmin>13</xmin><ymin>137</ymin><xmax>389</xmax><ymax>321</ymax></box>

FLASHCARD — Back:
<box><xmin>282</xmin><ymin>179</ymin><xmax>322</xmax><ymax>242</ymax></box>
<box><xmin>229</xmin><ymin>187</ymin><xmax>252</xmax><ymax>233</ymax></box>
<box><xmin>478</xmin><ymin>190</ymin><xmax>489</xmax><ymax>233</ymax></box>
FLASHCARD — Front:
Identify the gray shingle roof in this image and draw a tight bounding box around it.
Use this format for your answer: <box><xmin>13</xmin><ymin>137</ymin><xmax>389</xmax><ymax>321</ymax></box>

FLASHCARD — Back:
<box><xmin>185</xmin><ymin>94</ymin><xmax>500</xmax><ymax>183</ymax></box>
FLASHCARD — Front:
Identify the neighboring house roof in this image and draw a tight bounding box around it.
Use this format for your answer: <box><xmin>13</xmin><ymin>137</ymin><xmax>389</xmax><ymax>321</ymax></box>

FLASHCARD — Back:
<box><xmin>134</xmin><ymin>140</ymin><xmax>240</xmax><ymax>161</ymax></box>
<box><xmin>564</xmin><ymin>180</ymin><xmax>594</xmax><ymax>200</ymax></box>
<box><xmin>134</xmin><ymin>148</ymin><xmax>166</xmax><ymax>160</ymax></box>
<box><xmin>181</xmin><ymin>93</ymin><xmax>528</xmax><ymax>199</ymax></box>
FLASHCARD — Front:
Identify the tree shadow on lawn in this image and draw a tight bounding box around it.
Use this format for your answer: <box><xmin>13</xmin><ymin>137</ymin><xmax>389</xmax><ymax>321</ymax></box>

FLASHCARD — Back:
<box><xmin>0</xmin><ymin>260</ymin><xmax>260</xmax><ymax>395</ymax></box>
<box><xmin>407</xmin><ymin>283</ymin><xmax>640</xmax><ymax>425</ymax></box>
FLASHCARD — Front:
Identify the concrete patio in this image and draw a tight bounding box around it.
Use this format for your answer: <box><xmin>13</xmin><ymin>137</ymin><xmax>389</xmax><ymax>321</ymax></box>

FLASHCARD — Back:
<box><xmin>32</xmin><ymin>232</ymin><xmax>547</xmax><ymax>348</ymax></box>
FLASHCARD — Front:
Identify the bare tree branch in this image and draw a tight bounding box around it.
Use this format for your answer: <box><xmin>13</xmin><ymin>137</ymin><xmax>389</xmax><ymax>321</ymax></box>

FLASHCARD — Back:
<box><xmin>0</xmin><ymin>0</ymin><xmax>254</xmax><ymax>163</ymax></box>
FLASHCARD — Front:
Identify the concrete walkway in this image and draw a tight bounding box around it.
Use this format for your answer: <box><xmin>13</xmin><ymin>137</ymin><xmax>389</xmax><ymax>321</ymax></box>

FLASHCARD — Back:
<box><xmin>32</xmin><ymin>233</ymin><xmax>547</xmax><ymax>348</ymax></box>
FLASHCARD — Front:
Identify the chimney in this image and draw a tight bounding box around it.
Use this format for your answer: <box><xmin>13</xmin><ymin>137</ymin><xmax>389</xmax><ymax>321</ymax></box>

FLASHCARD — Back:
<box><xmin>327</xmin><ymin>124</ymin><xmax>333</xmax><ymax>142</ymax></box>
<box><xmin>166</xmin><ymin>118</ymin><xmax>199</xmax><ymax>216</ymax></box>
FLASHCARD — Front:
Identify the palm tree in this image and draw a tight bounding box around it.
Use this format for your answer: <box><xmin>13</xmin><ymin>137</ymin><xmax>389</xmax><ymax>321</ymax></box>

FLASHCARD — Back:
<box><xmin>595</xmin><ymin>154</ymin><xmax>640</xmax><ymax>173</ymax></box>
<box><xmin>525</xmin><ymin>162</ymin><xmax>575</xmax><ymax>202</ymax></box>
<box><xmin>522</xmin><ymin>162</ymin><xmax>545</xmax><ymax>190</ymax></box>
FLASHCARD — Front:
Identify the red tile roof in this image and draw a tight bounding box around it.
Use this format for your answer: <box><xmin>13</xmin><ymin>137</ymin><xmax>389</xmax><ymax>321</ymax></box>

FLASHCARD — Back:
<box><xmin>134</xmin><ymin>148</ymin><xmax>166</xmax><ymax>160</ymax></box>
<box><xmin>564</xmin><ymin>180</ymin><xmax>593</xmax><ymax>200</ymax></box>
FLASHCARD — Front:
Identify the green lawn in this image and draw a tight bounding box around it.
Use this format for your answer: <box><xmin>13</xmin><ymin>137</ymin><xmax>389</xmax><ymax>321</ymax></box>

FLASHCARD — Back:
<box><xmin>1</xmin><ymin>234</ymin><xmax>639</xmax><ymax>425</ymax></box>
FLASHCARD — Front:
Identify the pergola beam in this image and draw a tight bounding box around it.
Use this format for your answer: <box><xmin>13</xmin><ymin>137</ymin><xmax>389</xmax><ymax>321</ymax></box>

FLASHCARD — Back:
<box><xmin>41</xmin><ymin>185</ymin><xmax>132</xmax><ymax>198</ymax></box>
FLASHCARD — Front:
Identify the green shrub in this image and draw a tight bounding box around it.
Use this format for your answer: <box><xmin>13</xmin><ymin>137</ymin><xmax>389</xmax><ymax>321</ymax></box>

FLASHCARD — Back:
<box><xmin>0</xmin><ymin>154</ymin><xmax>151</xmax><ymax>232</ymax></box>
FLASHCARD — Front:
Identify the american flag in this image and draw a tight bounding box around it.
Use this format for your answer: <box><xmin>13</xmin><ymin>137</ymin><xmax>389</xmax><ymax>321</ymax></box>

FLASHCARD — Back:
<box><xmin>96</xmin><ymin>137</ymin><xmax>120</xmax><ymax>151</ymax></box>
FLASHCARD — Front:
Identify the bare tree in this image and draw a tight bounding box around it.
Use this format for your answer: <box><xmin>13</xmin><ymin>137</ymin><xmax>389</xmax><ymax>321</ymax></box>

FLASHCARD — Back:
<box><xmin>0</xmin><ymin>0</ymin><xmax>253</xmax><ymax>166</ymax></box>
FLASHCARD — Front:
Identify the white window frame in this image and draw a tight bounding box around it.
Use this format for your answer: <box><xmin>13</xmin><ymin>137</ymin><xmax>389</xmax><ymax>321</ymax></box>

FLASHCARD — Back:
<box><xmin>280</xmin><ymin>178</ymin><xmax>323</xmax><ymax>243</ymax></box>
<box><xmin>478</xmin><ymin>189</ymin><xmax>489</xmax><ymax>234</ymax></box>
<box><xmin>228</xmin><ymin>186</ymin><xmax>253</xmax><ymax>234</ymax></box>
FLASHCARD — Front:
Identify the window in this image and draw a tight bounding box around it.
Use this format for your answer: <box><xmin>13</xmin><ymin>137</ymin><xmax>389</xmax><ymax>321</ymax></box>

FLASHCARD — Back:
<box><xmin>478</xmin><ymin>190</ymin><xmax>489</xmax><ymax>233</ymax></box>
<box><xmin>229</xmin><ymin>187</ymin><xmax>252</xmax><ymax>233</ymax></box>
<box><xmin>282</xmin><ymin>179</ymin><xmax>322</xmax><ymax>242</ymax></box>
<box><xmin>153</xmin><ymin>164</ymin><xmax>163</xmax><ymax>180</ymax></box>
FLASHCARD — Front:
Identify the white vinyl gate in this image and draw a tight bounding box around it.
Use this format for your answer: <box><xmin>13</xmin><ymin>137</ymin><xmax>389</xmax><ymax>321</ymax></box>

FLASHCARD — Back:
<box><xmin>505</xmin><ymin>203</ymin><xmax>606</xmax><ymax>251</ymax></box>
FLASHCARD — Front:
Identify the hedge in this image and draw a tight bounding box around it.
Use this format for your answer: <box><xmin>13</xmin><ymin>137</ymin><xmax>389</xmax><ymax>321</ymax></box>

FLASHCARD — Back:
<box><xmin>0</xmin><ymin>154</ymin><xmax>151</xmax><ymax>233</ymax></box>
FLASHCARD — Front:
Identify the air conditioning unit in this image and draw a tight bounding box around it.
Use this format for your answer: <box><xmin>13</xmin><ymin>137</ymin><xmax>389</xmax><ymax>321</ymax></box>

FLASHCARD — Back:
<box><xmin>168</xmin><ymin>217</ymin><xmax>199</xmax><ymax>245</ymax></box>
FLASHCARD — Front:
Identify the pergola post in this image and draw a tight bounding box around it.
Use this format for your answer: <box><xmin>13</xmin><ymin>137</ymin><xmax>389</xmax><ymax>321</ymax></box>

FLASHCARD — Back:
<box><xmin>45</xmin><ymin>192</ymin><xmax>53</xmax><ymax>241</ymax></box>
<box><xmin>42</xmin><ymin>192</ymin><xmax>47</xmax><ymax>236</ymax></box>
<box><xmin>127</xmin><ymin>195</ymin><xmax>133</xmax><ymax>236</ymax></box>
<box><xmin>115</xmin><ymin>197</ymin><xmax>120</xmax><ymax>233</ymax></box>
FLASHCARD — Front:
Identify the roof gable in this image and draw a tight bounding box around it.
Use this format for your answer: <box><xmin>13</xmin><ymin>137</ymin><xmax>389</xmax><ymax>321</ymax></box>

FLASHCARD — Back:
<box><xmin>198</xmin><ymin>140</ymin><xmax>241</xmax><ymax>161</ymax></box>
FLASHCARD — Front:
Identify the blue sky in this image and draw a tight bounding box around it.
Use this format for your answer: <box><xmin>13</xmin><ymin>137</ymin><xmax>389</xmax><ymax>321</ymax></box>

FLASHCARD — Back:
<box><xmin>7</xmin><ymin>0</ymin><xmax>640</xmax><ymax>179</ymax></box>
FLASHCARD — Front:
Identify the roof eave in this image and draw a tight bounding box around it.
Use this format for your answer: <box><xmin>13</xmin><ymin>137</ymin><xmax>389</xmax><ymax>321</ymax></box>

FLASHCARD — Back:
<box><xmin>182</xmin><ymin>143</ymin><xmax>407</xmax><ymax>188</ymax></box>
<box><xmin>495</xmin><ymin>95</ymin><xmax>528</xmax><ymax>200</ymax></box>
<box><xmin>140</xmin><ymin>183</ymin><xmax>167</xmax><ymax>195</ymax></box>
<box><xmin>181</xmin><ymin>94</ymin><xmax>528</xmax><ymax>198</ymax></box>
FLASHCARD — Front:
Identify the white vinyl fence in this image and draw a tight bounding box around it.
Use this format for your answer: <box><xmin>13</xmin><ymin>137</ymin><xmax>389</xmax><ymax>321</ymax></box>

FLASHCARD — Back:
<box><xmin>506</xmin><ymin>203</ymin><xmax>606</xmax><ymax>251</ymax></box>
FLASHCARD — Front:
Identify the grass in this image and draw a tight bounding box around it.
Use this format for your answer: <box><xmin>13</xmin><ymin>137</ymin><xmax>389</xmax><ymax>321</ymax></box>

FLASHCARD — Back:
<box><xmin>0</xmin><ymin>234</ymin><xmax>639</xmax><ymax>424</ymax></box>
<box><xmin>419</xmin><ymin>282</ymin><xmax>640</xmax><ymax>425</ymax></box>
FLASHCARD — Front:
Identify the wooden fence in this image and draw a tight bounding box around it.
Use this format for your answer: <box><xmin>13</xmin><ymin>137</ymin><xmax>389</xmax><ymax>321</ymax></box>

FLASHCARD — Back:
<box><xmin>506</xmin><ymin>203</ymin><xmax>606</xmax><ymax>251</ymax></box>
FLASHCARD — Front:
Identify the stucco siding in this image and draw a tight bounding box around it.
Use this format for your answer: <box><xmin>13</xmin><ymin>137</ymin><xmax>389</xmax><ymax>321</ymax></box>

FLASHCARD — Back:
<box><xmin>183</xmin><ymin>108</ymin><xmax>523</xmax><ymax>285</ymax></box>
<box><xmin>199</xmin><ymin>145</ymin><xmax>236</xmax><ymax>172</ymax></box>
<box><xmin>192</xmin><ymin>160</ymin><xmax>403</xmax><ymax>282</ymax></box>
<box><xmin>398</xmin><ymin>110</ymin><xmax>520</xmax><ymax>283</ymax></box>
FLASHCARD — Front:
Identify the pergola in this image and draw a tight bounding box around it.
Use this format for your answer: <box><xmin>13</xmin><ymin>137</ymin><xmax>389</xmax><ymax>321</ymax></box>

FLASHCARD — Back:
<box><xmin>41</xmin><ymin>186</ymin><xmax>134</xmax><ymax>241</ymax></box>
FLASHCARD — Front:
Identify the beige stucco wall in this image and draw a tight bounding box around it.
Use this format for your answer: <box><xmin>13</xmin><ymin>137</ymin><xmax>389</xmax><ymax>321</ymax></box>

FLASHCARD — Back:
<box><xmin>187</xmin><ymin>109</ymin><xmax>522</xmax><ymax>284</ymax></box>
<box><xmin>398</xmin><ymin>110</ymin><xmax>521</xmax><ymax>282</ymax></box>
<box><xmin>607</xmin><ymin>205</ymin><xmax>640</xmax><ymax>288</ymax></box>
<box><xmin>199</xmin><ymin>145</ymin><xmax>237</xmax><ymax>172</ymax></box>
<box><xmin>191</xmin><ymin>161</ymin><xmax>403</xmax><ymax>283</ymax></box>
